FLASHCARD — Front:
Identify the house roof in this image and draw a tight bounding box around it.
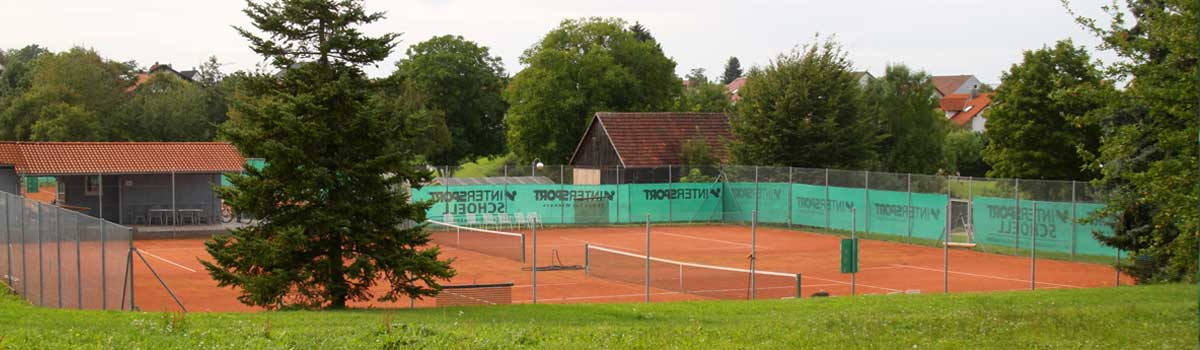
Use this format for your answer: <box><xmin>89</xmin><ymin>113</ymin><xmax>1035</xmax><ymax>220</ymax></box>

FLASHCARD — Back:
<box><xmin>0</xmin><ymin>142</ymin><xmax>246</xmax><ymax>175</ymax></box>
<box><xmin>126</xmin><ymin>64</ymin><xmax>196</xmax><ymax>93</ymax></box>
<box><xmin>931</xmin><ymin>75</ymin><xmax>973</xmax><ymax>96</ymax></box>
<box><xmin>941</xmin><ymin>93</ymin><xmax>993</xmax><ymax>126</ymax></box>
<box><xmin>726</xmin><ymin>77</ymin><xmax>747</xmax><ymax>101</ymax></box>
<box><xmin>570</xmin><ymin>112</ymin><xmax>732</xmax><ymax>167</ymax></box>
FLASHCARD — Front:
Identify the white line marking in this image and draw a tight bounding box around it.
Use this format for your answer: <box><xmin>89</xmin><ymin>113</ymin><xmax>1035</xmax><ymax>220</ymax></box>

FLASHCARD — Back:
<box><xmin>138</xmin><ymin>249</ymin><xmax>198</xmax><ymax>273</ymax></box>
<box><xmin>656</xmin><ymin>231</ymin><xmax>756</xmax><ymax>249</ymax></box>
<box><xmin>512</xmin><ymin>282</ymin><xmax>580</xmax><ymax>288</ymax></box>
<box><xmin>799</xmin><ymin>275</ymin><xmax>902</xmax><ymax>292</ymax></box>
<box><xmin>560</xmin><ymin>236</ymin><xmax>638</xmax><ymax>252</ymax></box>
<box><xmin>888</xmin><ymin>264</ymin><xmax>1082</xmax><ymax>288</ymax></box>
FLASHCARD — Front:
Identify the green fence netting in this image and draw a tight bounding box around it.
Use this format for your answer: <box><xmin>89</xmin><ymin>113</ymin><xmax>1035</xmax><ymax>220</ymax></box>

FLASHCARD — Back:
<box><xmin>410</xmin><ymin>181</ymin><xmax>1117</xmax><ymax>257</ymax></box>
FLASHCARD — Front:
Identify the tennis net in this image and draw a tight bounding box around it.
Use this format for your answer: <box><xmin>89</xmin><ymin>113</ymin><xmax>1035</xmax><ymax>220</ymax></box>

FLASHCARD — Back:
<box><xmin>584</xmin><ymin>244</ymin><xmax>800</xmax><ymax>300</ymax></box>
<box><xmin>426</xmin><ymin>220</ymin><xmax>526</xmax><ymax>262</ymax></box>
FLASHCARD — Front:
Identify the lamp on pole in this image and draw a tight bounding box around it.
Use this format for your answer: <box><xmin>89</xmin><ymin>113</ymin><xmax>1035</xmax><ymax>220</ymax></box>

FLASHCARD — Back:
<box><xmin>532</xmin><ymin>158</ymin><xmax>544</xmax><ymax>177</ymax></box>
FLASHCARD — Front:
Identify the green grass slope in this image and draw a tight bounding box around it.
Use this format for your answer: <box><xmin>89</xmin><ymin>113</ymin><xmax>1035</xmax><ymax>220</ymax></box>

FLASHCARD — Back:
<box><xmin>0</xmin><ymin>285</ymin><xmax>1194</xmax><ymax>349</ymax></box>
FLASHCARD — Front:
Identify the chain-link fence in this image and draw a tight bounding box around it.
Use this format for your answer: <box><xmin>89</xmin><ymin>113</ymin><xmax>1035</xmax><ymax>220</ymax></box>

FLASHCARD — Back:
<box><xmin>1</xmin><ymin>191</ymin><xmax>133</xmax><ymax>310</ymax></box>
<box><xmin>418</xmin><ymin>165</ymin><xmax>1121</xmax><ymax>262</ymax></box>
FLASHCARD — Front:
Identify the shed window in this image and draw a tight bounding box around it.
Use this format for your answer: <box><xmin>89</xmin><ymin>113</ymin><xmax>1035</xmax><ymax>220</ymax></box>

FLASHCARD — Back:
<box><xmin>85</xmin><ymin>175</ymin><xmax>101</xmax><ymax>196</ymax></box>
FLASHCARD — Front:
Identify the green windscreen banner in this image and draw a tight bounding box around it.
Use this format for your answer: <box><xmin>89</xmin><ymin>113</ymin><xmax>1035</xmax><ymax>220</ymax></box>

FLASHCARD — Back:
<box><xmin>972</xmin><ymin>196</ymin><xmax>1116</xmax><ymax>257</ymax></box>
<box><xmin>626</xmin><ymin>182</ymin><xmax>723</xmax><ymax>223</ymax></box>
<box><xmin>410</xmin><ymin>181</ymin><xmax>1115</xmax><ymax>257</ymax></box>
<box><xmin>865</xmin><ymin>189</ymin><xmax>948</xmax><ymax>240</ymax></box>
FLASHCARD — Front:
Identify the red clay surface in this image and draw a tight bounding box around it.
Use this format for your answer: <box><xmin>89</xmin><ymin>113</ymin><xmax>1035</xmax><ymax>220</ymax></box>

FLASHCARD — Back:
<box><xmin>129</xmin><ymin>224</ymin><xmax>1132</xmax><ymax>312</ymax></box>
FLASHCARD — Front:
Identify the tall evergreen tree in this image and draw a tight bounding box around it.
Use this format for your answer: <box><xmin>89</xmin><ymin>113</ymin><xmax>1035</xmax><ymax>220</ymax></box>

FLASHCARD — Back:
<box><xmin>1067</xmin><ymin>0</ymin><xmax>1199</xmax><ymax>281</ymax></box>
<box><xmin>203</xmin><ymin>0</ymin><xmax>454</xmax><ymax>309</ymax></box>
<box><xmin>728</xmin><ymin>39</ymin><xmax>876</xmax><ymax>168</ymax></box>
<box><xmin>982</xmin><ymin>39</ymin><xmax>1112</xmax><ymax>180</ymax></box>
<box><xmin>721</xmin><ymin>56</ymin><xmax>743</xmax><ymax>84</ymax></box>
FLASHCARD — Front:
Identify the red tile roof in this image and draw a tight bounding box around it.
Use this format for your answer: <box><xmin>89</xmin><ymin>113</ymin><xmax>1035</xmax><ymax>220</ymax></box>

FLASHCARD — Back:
<box><xmin>726</xmin><ymin>77</ymin><xmax>747</xmax><ymax>101</ymax></box>
<box><xmin>0</xmin><ymin>142</ymin><xmax>246</xmax><ymax>175</ymax></box>
<box><xmin>576</xmin><ymin>112</ymin><xmax>732</xmax><ymax>167</ymax></box>
<box><xmin>932</xmin><ymin>75</ymin><xmax>972</xmax><ymax>96</ymax></box>
<box><xmin>942</xmin><ymin>93</ymin><xmax>993</xmax><ymax>126</ymax></box>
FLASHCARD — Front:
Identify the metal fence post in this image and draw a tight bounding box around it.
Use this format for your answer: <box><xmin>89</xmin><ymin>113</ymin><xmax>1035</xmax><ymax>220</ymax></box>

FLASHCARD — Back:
<box><xmin>668</xmin><ymin>165</ymin><xmax>673</xmax><ymax>223</ymax></box>
<box><xmin>750</xmin><ymin>210</ymin><xmax>757</xmax><ymax>300</ymax></box>
<box><xmin>56</xmin><ymin>207</ymin><xmax>62</xmax><ymax>308</ymax></box>
<box><xmin>130</xmin><ymin>227</ymin><xmax>136</xmax><ymax>310</ymax></box>
<box><xmin>531</xmin><ymin>217</ymin><xmax>537</xmax><ymax>304</ymax></box>
<box><xmin>101</xmin><ymin>221</ymin><xmax>107</xmax><ymax>310</ymax></box>
<box><xmin>3</xmin><ymin>194</ymin><xmax>10</xmax><ymax>289</ymax></box>
<box><xmin>944</xmin><ymin>200</ymin><xmax>950</xmax><ymax>294</ymax></box>
<box><xmin>787</xmin><ymin>167</ymin><xmax>793</xmax><ymax>228</ymax></box>
<box><xmin>1071</xmin><ymin>181</ymin><xmax>1077</xmax><ymax>259</ymax></box>
<box><xmin>644</xmin><ymin>213</ymin><xmax>651</xmax><ymax>303</ymax></box>
<box><xmin>824</xmin><ymin>168</ymin><xmax>830</xmax><ymax>230</ymax></box>
<box><xmin>1031</xmin><ymin>202</ymin><xmax>1038</xmax><ymax>290</ymax></box>
<box><xmin>864</xmin><ymin>171</ymin><xmax>870</xmax><ymax>235</ymax></box>
<box><xmin>851</xmin><ymin>207</ymin><xmax>856</xmax><ymax>296</ymax></box>
<box><xmin>75</xmin><ymin>212</ymin><xmax>82</xmax><ymax>309</ymax></box>
<box><xmin>1014</xmin><ymin>179</ymin><xmax>1021</xmax><ymax>250</ymax></box>
<box><xmin>754</xmin><ymin>166</ymin><xmax>760</xmax><ymax>222</ymax></box>
<box><xmin>584</xmin><ymin>243</ymin><xmax>590</xmax><ymax>276</ymax></box>
<box><xmin>19</xmin><ymin>197</ymin><xmax>26</xmax><ymax>299</ymax></box>
<box><xmin>795</xmin><ymin>273</ymin><xmax>802</xmax><ymax>299</ymax></box>
<box><xmin>906</xmin><ymin>173</ymin><xmax>912</xmax><ymax>242</ymax></box>
<box><xmin>37</xmin><ymin>204</ymin><xmax>43</xmax><ymax>306</ymax></box>
<box><xmin>560</xmin><ymin>165</ymin><xmax>565</xmax><ymax>225</ymax></box>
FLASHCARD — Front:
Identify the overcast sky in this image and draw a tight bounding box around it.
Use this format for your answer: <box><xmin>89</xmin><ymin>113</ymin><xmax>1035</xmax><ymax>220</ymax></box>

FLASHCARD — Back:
<box><xmin>0</xmin><ymin>0</ymin><xmax>1117</xmax><ymax>85</ymax></box>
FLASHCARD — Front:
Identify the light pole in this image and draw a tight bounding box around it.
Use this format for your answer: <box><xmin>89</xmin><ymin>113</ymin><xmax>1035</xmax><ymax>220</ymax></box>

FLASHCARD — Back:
<box><xmin>531</xmin><ymin>158</ymin><xmax>544</xmax><ymax>177</ymax></box>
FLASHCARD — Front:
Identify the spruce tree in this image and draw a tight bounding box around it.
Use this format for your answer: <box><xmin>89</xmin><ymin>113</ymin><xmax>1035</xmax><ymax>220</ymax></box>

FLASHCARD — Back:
<box><xmin>203</xmin><ymin>0</ymin><xmax>454</xmax><ymax>309</ymax></box>
<box><xmin>721</xmin><ymin>56</ymin><xmax>742</xmax><ymax>84</ymax></box>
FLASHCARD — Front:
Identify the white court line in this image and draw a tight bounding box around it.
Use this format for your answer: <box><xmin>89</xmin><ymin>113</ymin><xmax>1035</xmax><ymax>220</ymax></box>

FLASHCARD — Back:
<box><xmin>859</xmin><ymin>266</ymin><xmax>906</xmax><ymax>271</ymax></box>
<box><xmin>138</xmin><ymin>249</ymin><xmax>198</xmax><ymax>273</ymax></box>
<box><xmin>799</xmin><ymin>274</ymin><xmax>902</xmax><ymax>292</ymax></box>
<box><xmin>560</xmin><ymin>236</ymin><xmax>638</xmax><ymax>252</ymax></box>
<box><xmin>656</xmin><ymin>231</ymin><xmax>756</xmax><ymax>249</ymax></box>
<box><xmin>512</xmin><ymin>282</ymin><xmax>580</xmax><ymax>288</ymax></box>
<box><xmin>888</xmin><ymin>264</ymin><xmax>1082</xmax><ymax>289</ymax></box>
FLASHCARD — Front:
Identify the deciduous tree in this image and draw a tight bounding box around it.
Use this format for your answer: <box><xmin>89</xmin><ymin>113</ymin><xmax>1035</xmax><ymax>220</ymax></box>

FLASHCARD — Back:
<box><xmin>394</xmin><ymin>35</ymin><xmax>507</xmax><ymax>165</ymax></box>
<box><xmin>863</xmin><ymin>64</ymin><xmax>947</xmax><ymax>174</ymax></box>
<box><xmin>504</xmin><ymin>17</ymin><xmax>680</xmax><ymax>164</ymax></box>
<box><xmin>982</xmin><ymin>39</ymin><xmax>1111</xmax><ymax>180</ymax></box>
<box><xmin>728</xmin><ymin>39</ymin><xmax>876</xmax><ymax>168</ymax></box>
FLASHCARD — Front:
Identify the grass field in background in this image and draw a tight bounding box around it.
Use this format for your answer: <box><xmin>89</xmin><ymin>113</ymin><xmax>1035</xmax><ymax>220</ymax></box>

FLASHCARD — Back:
<box><xmin>0</xmin><ymin>284</ymin><xmax>1193</xmax><ymax>349</ymax></box>
<box><xmin>452</xmin><ymin>155</ymin><xmax>512</xmax><ymax>178</ymax></box>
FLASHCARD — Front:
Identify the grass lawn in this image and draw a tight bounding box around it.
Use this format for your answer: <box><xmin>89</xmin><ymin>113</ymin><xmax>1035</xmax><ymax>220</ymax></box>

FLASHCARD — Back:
<box><xmin>0</xmin><ymin>284</ymin><xmax>1194</xmax><ymax>349</ymax></box>
<box><xmin>453</xmin><ymin>155</ymin><xmax>511</xmax><ymax>178</ymax></box>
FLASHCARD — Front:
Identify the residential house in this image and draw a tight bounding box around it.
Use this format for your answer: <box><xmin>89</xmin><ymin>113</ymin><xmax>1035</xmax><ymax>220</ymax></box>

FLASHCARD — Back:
<box><xmin>931</xmin><ymin>75</ymin><xmax>982</xmax><ymax>98</ymax></box>
<box><xmin>126</xmin><ymin>63</ymin><xmax>199</xmax><ymax>93</ymax></box>
<box><xmin>939</xmin><ymin>92</ymin><xmax>993</xmax><ymax>132</ymax></box>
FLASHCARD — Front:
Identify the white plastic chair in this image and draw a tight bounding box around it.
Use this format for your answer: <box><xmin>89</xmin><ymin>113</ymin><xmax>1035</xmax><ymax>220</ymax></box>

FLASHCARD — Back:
<box><xmin>513</xmin><ymin>212</ymin><xmax>527</xmax><ymax>229</ymax></box>
<box><xmin>442</xmin><ymin>213</ymin><xmax>455</xmax><ymax>225</ymax></box>
<box><xmin>465</xmin><ymin>213</ymin><xmax>478</xmax><ymax>227</ymax></box>
<box><xmin>481</xmin><ymin>213</ymin><xmax>496</xmax><ymax>229</ymax></box>
<box><xmin>526</xmin><ymin>212</ymin><xmax>542</xmax><ymax>229</ymax></box>
<box><xmin>497</xmin><ymin>213</ymin><xmax>511</xmax><ymax>229</ymax></box>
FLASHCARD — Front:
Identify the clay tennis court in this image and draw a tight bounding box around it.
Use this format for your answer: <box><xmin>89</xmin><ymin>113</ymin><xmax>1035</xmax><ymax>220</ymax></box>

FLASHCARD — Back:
<box><xmin>128</xmin><ymin>224</ymin><xmax>1132</xmax><ymax>312</ymax></box>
